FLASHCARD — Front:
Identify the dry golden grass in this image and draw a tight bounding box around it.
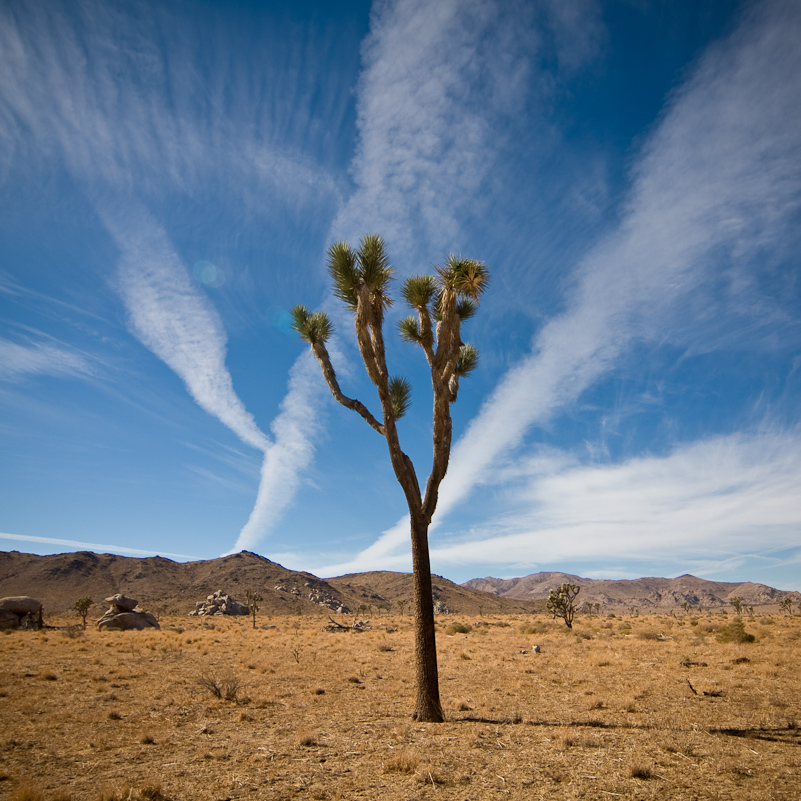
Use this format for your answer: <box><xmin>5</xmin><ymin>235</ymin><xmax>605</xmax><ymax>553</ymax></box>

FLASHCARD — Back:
<box><xmin>1</xmin><ymin>612</ymin><xmax>800</xmax><ymax>800</ymax></box>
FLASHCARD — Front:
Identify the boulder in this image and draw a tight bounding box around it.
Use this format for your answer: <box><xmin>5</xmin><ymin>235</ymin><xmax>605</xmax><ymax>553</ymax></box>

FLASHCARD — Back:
<box><xmin>104</xmin><ymin>594</ymin><xmax>139</xmax><ymax>613</ymax></box>
<box><xmin>0</xmin><ymin>596</ymin><xmax>43</xmax><ymax>629</ymax></box>
<box><xmin>96</xmin><ymin>594</ymin><xmax>160</xmax><ymax>631</ymax></box>
<box><xmin>0</xmin><ymin>609</ymin><xmax>20</xmax><ymax>630</ymax></box>
<box><xmin>0</xmin><ymin>596</ymin><xmax>42</xmax><ymax>615</ymax></box>
<box><xmin>98</xmin><ymin>611</ymin><xmax>160</xmax><ymax>631</ymax></box>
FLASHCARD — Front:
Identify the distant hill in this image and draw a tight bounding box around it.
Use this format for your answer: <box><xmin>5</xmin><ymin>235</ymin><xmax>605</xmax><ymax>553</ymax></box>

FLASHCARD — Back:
<box><xmin>3</xmin><ymin>550</ymin><xmax>796</xmax><ymax>619</ymax></box>
<box><xmin>0</xmin><ymin>550</ymin><xmax>536</xmax><ymax>618</ymax></box>
<box><xmin>462</xmin><ymin>571</ymin><xmax>800</xmax><ymax>612</ymax></box>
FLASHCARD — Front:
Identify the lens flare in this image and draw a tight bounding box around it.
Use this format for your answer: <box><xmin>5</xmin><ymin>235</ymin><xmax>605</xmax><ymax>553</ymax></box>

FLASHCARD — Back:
<box><xmin>193</xmin><ymin>260</ymin><xmax>225</xmax><ymax>287</ymax></box>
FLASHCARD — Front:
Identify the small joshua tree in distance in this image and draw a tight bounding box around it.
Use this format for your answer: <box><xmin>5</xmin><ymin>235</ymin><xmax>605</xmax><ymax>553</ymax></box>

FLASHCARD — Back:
<box><xmin>74</xmin><ymin>596</ymin><xmax>93</xmax><ymax>627</ymax></box>
<box><xmin>779</xmin><ymin>597</ymin><xmax>793</xmax><ymax>615</ymax></box>
<box><xmin>729</xmin><ymin>596</ymin><xmax>744</xmax><ymax>616</ymax></box>
<box><xmin>246</xmin><ymin>590</ymin><xmax>262</xmax><ymax>629</ymax></box>
<box><xmin>547</xmin><ymin>584</ymin><xmax>581</xmax><ymax>629</ymax></box>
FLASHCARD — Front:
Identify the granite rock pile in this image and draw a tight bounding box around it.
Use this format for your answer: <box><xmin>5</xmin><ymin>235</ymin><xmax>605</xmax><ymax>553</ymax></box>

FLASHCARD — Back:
<box><xmin>190</xmin><ymin>590</ymin><xmax>249</xmax><ymax>617</ymax></box>
<box><xmin>97</xmin><ymin>594</ymin><xmax>160</xmax><ymax>630</ymax></box>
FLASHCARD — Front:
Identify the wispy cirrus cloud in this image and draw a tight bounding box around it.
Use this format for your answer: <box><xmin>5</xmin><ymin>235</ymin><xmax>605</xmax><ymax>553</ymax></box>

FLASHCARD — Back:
<box><xmin>0</xmin><ymin>338</ymin><xmax>95</xmax><ymax>383</ymax></box>
<box><xmin>0</xmin><ymin>0</ymin><xmax>337</xmax><ymax>551</ymax></box>
<box><xmin>101</xmin><ymin>201</ymin><xmax>325</xmax><ymax>549</ymax></box>
<box><xmin>333</xmin><ymin>0</ymin><xmax>539</xmax><ymax>257</ymax></box>
<box><xmin>0</xmin><ymin>531</ymin><xmax>195</xmax><ymax>560</ymax></box>
<box><xmin>0</xmin><ymin>0</ymin><xmax>342</xmax><ymax>203</ymax></box>
<box><xmin>430</xmin><ymin>430</ymin><xmax>801</xmax><ymax>569</ymax></box>
<box><xmin>319</xmin><ymin>0</ymin><xmax>801</xmax><ymax>576</ymax></box>
<box><xmin>101</xmin><ymin>203</ymin><xmax>271</xmax><ymax>453</ymax></box>
<box><xmin>438</xmin><ymin>0</ymin><xmax>801</xmax><ymax>516</ymax></box>
<box><xmin>228</xmin><ymin>352</ymin><xmax>324</xmax><ymax>553</ymax></box>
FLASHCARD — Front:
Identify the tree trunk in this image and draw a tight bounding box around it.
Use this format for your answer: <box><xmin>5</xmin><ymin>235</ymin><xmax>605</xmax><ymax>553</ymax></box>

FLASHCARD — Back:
<box><xmin>410</xmin><ymin>515</ymin><xmax>444</xmax><ymax>722</ymax></box>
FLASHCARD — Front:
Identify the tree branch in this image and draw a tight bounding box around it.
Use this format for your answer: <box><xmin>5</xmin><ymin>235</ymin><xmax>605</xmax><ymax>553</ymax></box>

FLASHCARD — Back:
<box><xmin>310</xmin><ymin>342</ymin><xmax>384</xmax><ymax>435</ymax></box>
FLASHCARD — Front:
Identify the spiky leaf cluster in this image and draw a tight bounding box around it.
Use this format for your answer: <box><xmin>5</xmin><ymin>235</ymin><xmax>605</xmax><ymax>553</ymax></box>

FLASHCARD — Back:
<box><xmin>456</xmin><ymin>344</ymin><xmax>479</xmax><ymax>376</ymax></box>
<box><xmin>388</xmin><ymin>376</ymin><xmax>412</xmax><ymax>420</ymax></box>
<box><xmin>436</xmin><ymin>255</ymin><xmax>490</xmax><ymax>299</ymax></box>
<box><xmin>290</xmin><ymin>305</ymin><xmax>332</xmax><ymax>345</ymax></box>
<box><xmin>328</xmin><ymin>234</ymin><xmax>393</xmax><ymax>315</ymax></box>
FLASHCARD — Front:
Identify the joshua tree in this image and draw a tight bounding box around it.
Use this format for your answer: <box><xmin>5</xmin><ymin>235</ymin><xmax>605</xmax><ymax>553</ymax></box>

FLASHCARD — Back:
<box><xmin>729</xmin><ymin>596</ymin><xmax>744</xmax><ymax>616</ymax></box>
<box><xmin>73</xmin><ymin>596</ymin><xmax>93</xmax><ymax>627</ymax></box>
<box><xmin>292</xmin><ymin>234</ymin><xmax>488</xmax><ymax>722</ymax></box>
<box><xmin>245</xmin><ymin>590</ymin><xmax>262</xmax><ymax>629</ymax></box>
<box><xmin>547</xmin><ymin>583</ymin><xmax>581</xmax><ymax>629</ymax></box>
<box><xmin>779</xmin><ymin>597</ymin><xmax>793</xmax><ymax>615</ymax></box>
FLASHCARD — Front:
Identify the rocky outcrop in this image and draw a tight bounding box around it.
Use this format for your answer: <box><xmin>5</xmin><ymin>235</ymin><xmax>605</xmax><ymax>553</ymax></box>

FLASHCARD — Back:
<box><xmin>0</xmin><ymin>596</ymin><xmax>43</xmax><ymax>629</ymax></box>
<box><xmin>189</xmin><ymin>590</ymin><xmax>248</xmax><ymax>617</ymax></box>
<box><xmin>97</xmin><ymin>594</ymin><xmax>159</xmax><ymax>630</ymax></box>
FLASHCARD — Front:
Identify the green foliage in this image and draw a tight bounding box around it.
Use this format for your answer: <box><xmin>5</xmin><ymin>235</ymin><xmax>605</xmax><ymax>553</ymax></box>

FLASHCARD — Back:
<box><xmin>397</xmin><ymin>315</ymin><xmax>421</xmax><ymax>343</ymax></box>
<box><xmin>401</xmin><ymin>274</ymin><xmax>436</xmax><ymax>309</ymax></box>
<box><xmin>290</xmin><ymin>306</ymin><xmax>333</xmax><ymax>345</ymax></box>
<box><xmin>245</xmin><ymin>590</ymin><xmax>263</xmax><ymax>630</ymax></box>
<box><xmin>456</xmin><ymin>298</ymin><xmax>477</xmax><ymax>321</ymax></box>
<box><xmin>328</xmin><ymin>235</ymin><xmax>393</xmax><ymax>313</ymax></box>
<box><xmin>729</xmin><ymin>596</ymin><xmax>744</xmax><ymax>616</ymax></box>
<box><xmin>436</xmin><ymin>255</ymin><xmax>490</xmax><ymax>298</ymax></box>
<box><xmin>547</xmin><ymin>584</ymin><xmax>581</xmax><ymax>629</ymax></box>
<box><xmin>388</xmin><ymin>376</ymin><xmax>412</xmax><ymax>419</ymax></box>
<box><xmin>73</xmin><ymin>596</ymin><xmax>93</xmax><ymax>626</ymax></box>
<box><xmin>444</xmin><ymin>622</ymin><xmax>472</xmax><ymax>635</ymax></box>
<box><xmin>716</xmin><ymin>619</ymin><xmax>755</xmax><ymax>643</ymax></box>
<box><xmin>456</xmin><ymin>344</ymin><xmax>479</xmax><ymax>376</ymax></box>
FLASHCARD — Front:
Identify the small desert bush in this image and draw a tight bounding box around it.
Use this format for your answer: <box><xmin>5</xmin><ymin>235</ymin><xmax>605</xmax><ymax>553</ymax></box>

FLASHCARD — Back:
<box><xmin>444</xmin><ymin>622</ymin><xmax>472</xmax><ymax>635</ymax></box>
<box><xmin>717</xmin><ymin>619</ymin><xmax>756</xmax><ymax>643</ymax></box>
<box><xmin>197</xmin><ymin>671</ymin><xmax>245</xmax><ymax>702</ymax></box>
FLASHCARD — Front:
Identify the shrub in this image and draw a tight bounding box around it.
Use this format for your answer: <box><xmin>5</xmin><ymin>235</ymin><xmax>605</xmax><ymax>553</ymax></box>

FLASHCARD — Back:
<box><xmin>717</xmin><ymin>619</ymin><xmax>755</xmax><ymax>644</ymax></box>
<box><xmin>197</xmin><ymin>672</ymin><xmax>244</xmax><ymax>702</ymax></box>
<box><xmin>444</xmin><ymin>622</ymin><xmax>472</xmax><ymax>635</ymax></box>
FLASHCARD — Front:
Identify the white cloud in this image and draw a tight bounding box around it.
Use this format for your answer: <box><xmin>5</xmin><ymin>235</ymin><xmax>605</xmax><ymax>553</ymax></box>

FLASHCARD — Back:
<box><xmin>0</xmin><ymin>532</ymin><xmax>195</xmax><ymax>560</ymax></box>
<box><xmin>0</xmin><ymin>338</ymin><xmax>95</xmax><ymax>383</ymax></box>
<box><xmin>99</xmin><ymin>203</ymin><xmax>331</xmax><ymax>552</ymax></box>
<box><xmin>331</xmin><ymin>0</ymin><xmax>801</xmax><ymax>572</ymax></box>
<box><xmin>228</xmin><ymin>352</ymin><xmax>325</xmax><ymax>553</ymax></box>
<box><xmin>437</xmin><ymin>0</ymin><xmax>801</xmax><ymax>522</ymax></box>
<box><xmin>333</xmin><ymin>0</ymin><xmax>538</xmax><ymax>257</ymax></box>
<box><xmin>0</xmin><ymin>0</ymin><xmax>339</xmax><ymax>207</ymax></box>
<box><xmin>428</xmin><ymin>430</ymin><xmax>801</xmax><ymax>568</ymax></box>
<box><xmin>101</xmin><ymin>204</ymin><xmax>271</xmax><ymax>453</ymax></box>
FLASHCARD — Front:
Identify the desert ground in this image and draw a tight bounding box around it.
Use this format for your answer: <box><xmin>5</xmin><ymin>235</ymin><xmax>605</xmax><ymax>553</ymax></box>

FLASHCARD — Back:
<box><xmin>1</xmin><ymin>610</ymin><xmax>799</xmax><ymax>801</ymax></box>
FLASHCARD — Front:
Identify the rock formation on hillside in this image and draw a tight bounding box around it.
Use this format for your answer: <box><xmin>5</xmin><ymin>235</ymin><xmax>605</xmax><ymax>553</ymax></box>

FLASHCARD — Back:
<box><xmin>190</xmin><ymin>590</ymin><xmax>249</xmax><ymax>616</ymax></box>
<box><xmin>97</xmin><ymin>594</ymin><xmax>160</xmax><ymax>630</ymax></box>
<box><xmin>0</xmin><ymin>596</ymin><xmax>43</xmax><ymax>629</ymax></box>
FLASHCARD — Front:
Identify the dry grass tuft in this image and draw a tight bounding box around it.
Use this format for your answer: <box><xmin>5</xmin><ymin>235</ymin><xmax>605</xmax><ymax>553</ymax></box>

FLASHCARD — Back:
<box><xmin>295</xmin><ymin>730</ymin><xmax>318</xmax><ymax>747</ymax></box>
<box><xmin>629</xmin><ymin>763</ymin><xmax>655</xmax><ymax>780</ymax></box>
<box><xmin>383</xmin><ymin>751</ymin><xmax>419</xmax><ymax>774</ymax></box>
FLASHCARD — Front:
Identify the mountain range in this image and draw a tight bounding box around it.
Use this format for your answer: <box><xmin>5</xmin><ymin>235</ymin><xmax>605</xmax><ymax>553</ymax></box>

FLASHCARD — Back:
<box><xmin>1</xmin><ymin>550</ymin><xmax>797</xmax><ymax>618</ymax></box>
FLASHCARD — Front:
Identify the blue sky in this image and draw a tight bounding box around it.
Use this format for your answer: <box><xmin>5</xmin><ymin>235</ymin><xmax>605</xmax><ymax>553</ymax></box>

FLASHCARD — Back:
<box><xmin>1</xmin><ymin>0</ymin><xmax>800</xmax><ymax>589</ymax></box>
